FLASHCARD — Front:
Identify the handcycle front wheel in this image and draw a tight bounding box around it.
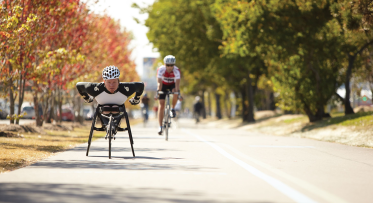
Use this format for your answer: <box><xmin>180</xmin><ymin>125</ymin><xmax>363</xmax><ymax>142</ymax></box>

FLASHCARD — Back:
<box><xmin>108</xmin><ymin>119</ymin><xmax>113</xmax><ymax>159</ymax></box>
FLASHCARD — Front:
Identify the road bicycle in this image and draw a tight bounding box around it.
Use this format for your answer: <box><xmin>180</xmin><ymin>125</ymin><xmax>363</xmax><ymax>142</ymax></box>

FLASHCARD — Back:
<box><xmin>86</xmin><ymin>104</ymin><xmax>135</xmax><ymax>159</ymax></box>
<box><xmin>158</xmin><ymin>90</ymin><xmax>179</xmax><ymax>141</ymax></box>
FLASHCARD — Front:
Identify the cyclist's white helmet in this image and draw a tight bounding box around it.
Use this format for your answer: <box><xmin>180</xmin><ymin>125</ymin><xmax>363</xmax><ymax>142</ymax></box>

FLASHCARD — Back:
<box><xmin>102</xmin><ymin>65</ymin><xmax>120</xmax><ymax>80</ymax></box>
<box><xmin>163</xmin><ymin>55</ymin><xmax>176</xmax><ymax>64</ymax></box>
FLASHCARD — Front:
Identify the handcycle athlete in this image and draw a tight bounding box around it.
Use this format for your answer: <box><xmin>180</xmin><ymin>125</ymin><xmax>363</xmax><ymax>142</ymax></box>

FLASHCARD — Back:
<box><xmin>155</xmin><ymin>55</ymin><xmax>183</xmax><ymax>135</ymax></box>
<box><xmin>76</xmin><ymin>65</ymin><xmax>144</xmax><ymax>157</ymax></box>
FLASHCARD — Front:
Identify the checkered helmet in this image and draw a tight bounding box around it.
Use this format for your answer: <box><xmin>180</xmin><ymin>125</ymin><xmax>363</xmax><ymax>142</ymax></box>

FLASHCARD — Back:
<box><xmin>102</xmin><ymin>65</ymin><xmax>120</xmax><ymax>80</ymax></box>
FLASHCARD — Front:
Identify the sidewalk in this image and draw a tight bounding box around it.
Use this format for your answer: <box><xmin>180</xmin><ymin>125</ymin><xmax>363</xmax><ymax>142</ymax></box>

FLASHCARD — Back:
<box><xmin>197</xmin><ymin>111</ymin><xmax>373</xmax><ymax>148</ymax></box>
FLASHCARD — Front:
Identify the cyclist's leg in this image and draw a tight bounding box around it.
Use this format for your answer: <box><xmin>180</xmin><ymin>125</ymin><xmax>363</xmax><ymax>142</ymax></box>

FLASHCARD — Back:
<box><xmin>102</xmin><ymin>105</ymin><xmax>119</xmax><ymax>114</ymax></box>
<box><xmin>171</xmin><ymin>87</ymin><xmax>178</xmax><ymax>109</ymax></box>
<box><xmin>170</xmin><ymin>87</ymin><xmax>178</xmax><ymax>118</ymax></box>
<box><xmin>158</xmin><ymin>99</ymin><xmax>165</xmax><ymax>128</ymax></box>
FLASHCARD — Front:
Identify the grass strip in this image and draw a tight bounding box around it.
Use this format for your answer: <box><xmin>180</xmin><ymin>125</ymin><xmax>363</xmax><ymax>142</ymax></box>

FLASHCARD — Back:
<box><xmin>0</xmin><ymin>127</ymin><xmax>105</xmax><ymax>173</ymax></box>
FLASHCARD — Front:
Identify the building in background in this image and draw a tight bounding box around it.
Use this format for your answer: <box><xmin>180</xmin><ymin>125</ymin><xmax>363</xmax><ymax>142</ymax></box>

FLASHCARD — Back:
<box><xmin>142</xmin><ymin>57</ymin><xmax>158</xmax><ymax>91</ymax></box>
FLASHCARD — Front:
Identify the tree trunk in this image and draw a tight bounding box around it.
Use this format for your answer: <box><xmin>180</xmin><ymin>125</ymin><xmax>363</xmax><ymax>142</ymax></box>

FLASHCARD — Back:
<box><xmin>207</xmin><ymin>91</ymin><xmax>211</xmax><ymax>117</ymax></box>
<box><xmin>77</xmin><ymin>93</ymin><xmax>83</xmax><ymax>124</ymax></box>
<box><xmin>303</xmin><ymin>105</ymin><xmax>318</xmax><ymax>122</ymax></box>
<box><xmin>241</xmin><ymin>84</ymin><xmax>247</xmax><ymax>122</ymax></box>
<box><xmin>224</xmin><ymin>92</ymin><xmax>230</xmax><ymax>119</ymax></box>
<box><xmin>58</xmin><ymin>86</ymin><xmax>63</xmax><ymax>123</ymax></box>
<box><xmin>8</xmin><ymin>64</ymin><xmax>15</xmax><ymax>124</ymax></box>
<box><xmin>245</xmin><ymin>69</ymin><xmax>255</xmax><ymax>122</ymax></box>
<box><xmin>344</xmin><ymin>55</ymin><xmax>355</xmax><ymax>115</ymax></box>
<box><xmin>16</xmin><ymin>74</ymin><xmax>27</xmax><ymax>125</ymax></box>
<box><xmin>33</xmin><ymin>87</ymin><xmax>43</xmax><ymax>126</ymax></box>
<box><xmin>344</xmin><ymin>41</ymin><xmax>373</xmax><ymax>114</ymax></box>
<box><xmin>215</xmin><ymin>92</ymin><xmax>222</xmax><ymax>119</ymax></box>
<box><xmin>269</xmin><ymin>92</ymin><xmax>276</xmax><ymax>110</ymax></box>
<box><xmin>46</xmin><ymin>91</ymin><xmax>55</xmax><ymax>123</ymax></box>
<box><xmin>42</xmin><ymin>93</ymin><xmax>50</xmax><ymax>126</ymax></box>
<box><xmin>201</xmin><ymin>90</ymin><xmax>206</xmax><ymax>119</ymax></box>
<box><xmin>9</xmin><ymin>82</ymin><xmax>15</xmax><ymax>124</ymax></box>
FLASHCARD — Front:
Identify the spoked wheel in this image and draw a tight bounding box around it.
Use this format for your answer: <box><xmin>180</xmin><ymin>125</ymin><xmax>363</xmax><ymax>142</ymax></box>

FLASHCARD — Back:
<box><xmin>108</xmin><ymin>121</ymin><xmax>113</xmax><ymax>159</ymax></box>
<box><xmin>86</xmin><ymin>112</ymin><xmax>97</xmax><ymax>156</ymax></box>
<box><xmin>165</xmin><ymin>113</ymin><xmax>170</xmax><ymax>141</ymax></box>
<box><xmin>165</xmin><ymin>105</ymin><xmax>170</xmax><ymax>141</ymax></box>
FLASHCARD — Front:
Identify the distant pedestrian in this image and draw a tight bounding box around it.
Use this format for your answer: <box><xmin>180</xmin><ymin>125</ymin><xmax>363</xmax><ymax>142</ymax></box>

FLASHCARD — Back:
<box><xmin>193</xmin><ymin>96</ymin><xmax>203</xmax><ymax>123</ymax></box>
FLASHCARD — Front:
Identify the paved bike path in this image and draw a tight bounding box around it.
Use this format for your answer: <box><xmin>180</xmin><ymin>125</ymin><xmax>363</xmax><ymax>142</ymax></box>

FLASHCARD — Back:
<box><xmin>1</xmin><ymin>119</ymin><xmax>373</xmax><ymax>203</ymax></box>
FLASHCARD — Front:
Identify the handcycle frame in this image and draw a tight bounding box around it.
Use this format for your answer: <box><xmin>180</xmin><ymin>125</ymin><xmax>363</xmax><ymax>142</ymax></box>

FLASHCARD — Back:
<box><xmin>159</xmin><ymin>90</ymin><xmax>178</xmax><ymax>141</ymax></box>
<box><xmin>86</xmin><ymin>104</ymin><xmax>135</xmax><ymax>159</ymax></box>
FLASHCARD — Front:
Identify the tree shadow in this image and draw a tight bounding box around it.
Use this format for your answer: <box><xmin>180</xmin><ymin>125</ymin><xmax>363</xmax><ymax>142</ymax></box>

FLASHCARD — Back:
<box><xmin>299</xmin><ymin>112</ymin><xmax>373</xmax><ymax>132</ymax></box>
<box><xmin>0</xmin><ymin>183</ymin><xmax>271</xmax><ymax>203</ymax></box>
<box><xmin>232</xmin><ymin>114</ymin><xmax>283</xmax><ymax>128</ymax></box>
<box><xmin>29</xmin><ymin>158</ymin><xmax>217</xmax><ymax>171</ymax></box>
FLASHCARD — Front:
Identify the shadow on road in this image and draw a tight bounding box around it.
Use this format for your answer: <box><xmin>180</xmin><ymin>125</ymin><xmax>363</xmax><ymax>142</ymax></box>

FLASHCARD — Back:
<box><xmin>29</xmin><ymin>158</ymin><xmax>217</xmax><ymax>171</ymax></box>
<box><xmin>0</xmin><ymin>183</ymin><xmax>265</xmax><ymax>203</ymax></box>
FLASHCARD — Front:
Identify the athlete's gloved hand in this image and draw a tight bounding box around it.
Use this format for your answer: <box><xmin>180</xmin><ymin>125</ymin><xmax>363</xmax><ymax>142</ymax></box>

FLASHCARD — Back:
<box><xmin>84</xmin><ymin>96</ymin><xmax>94</xmax><ymax>103</ymax></box>
<box><xmin>154</xmin><ymin>90</ymin><xmax>160</xmax><ymax>100</ymax></box>
<box><xmin>129</xmin><ymin>97</ymin><xmax>140</xmax><ymax>105</ymax></box>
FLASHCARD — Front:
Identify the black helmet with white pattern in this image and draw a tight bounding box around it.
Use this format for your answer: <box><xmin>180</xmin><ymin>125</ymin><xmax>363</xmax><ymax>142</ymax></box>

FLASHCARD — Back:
<box><xmin>102</xmin><ymin>65</ymin><xmax>120</xmax><ymax>80</ymax></box>
<box><xmin>163</xmin><ymin>55</ymin><xmax>176</xmax><ymax>65</ymax></box>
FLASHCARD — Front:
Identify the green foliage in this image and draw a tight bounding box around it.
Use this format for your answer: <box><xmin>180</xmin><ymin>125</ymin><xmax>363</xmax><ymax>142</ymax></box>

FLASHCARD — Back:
<box><xmin>214</xmin><ymin>0</ymin><xmax>349</xmax><ymax>121</ymax></box>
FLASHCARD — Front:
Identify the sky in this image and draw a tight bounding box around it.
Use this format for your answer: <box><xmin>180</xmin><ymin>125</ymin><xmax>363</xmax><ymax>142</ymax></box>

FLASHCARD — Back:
<box><xmin>82</xmin><ymin>0</ymin><xmax>159</xmax><ymax>77</ymax></box>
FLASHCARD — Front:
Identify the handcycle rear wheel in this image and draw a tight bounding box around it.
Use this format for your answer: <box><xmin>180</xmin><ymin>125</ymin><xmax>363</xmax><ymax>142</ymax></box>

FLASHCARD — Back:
<box><xmin>108</xmin><ymin>120</ymin><xmax>113</xmax><ymax>159</ymax></box>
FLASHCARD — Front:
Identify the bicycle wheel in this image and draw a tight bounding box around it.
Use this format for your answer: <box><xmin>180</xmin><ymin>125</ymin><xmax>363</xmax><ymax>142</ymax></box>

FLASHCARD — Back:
<box><xmin>165</xmin><ymin>95</ymin><xmax>170</xmax><ymax>141</ymax></box>
<box><xmin>108</xmin><ymin>119</ymin><xmax>113</xmax><ymax>159</ymax></box>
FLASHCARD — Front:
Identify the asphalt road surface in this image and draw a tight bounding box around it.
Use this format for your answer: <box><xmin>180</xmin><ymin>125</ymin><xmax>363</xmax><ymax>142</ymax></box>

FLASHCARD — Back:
<box><xmin>0</xmin><ymin>118</ymin><xmax>373</xmax><ymax>203</ymax></box>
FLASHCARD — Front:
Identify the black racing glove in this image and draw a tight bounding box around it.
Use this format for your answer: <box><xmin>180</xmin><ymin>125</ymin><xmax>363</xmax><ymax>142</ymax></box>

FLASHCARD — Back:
<box><xmin>129</xmin><ymin>96</ymin><xmax>140</xmax><ymax>105</ymax></box>
<box><xmin>84</xmin><ymin>96</ymin><xmax>94</xmax><ymax>103</ymax></box>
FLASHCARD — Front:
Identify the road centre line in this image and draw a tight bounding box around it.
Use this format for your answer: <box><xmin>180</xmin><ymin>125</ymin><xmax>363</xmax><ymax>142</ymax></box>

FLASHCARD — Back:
<box><xmin>221</xmin><ymin>144</ymin><xmax>348</xmax><ymax>203</ymax></box>
<box><xmin>183</xmin><ymin>129</ymin><xmax>317</xmax><ymax>203</ymax></box>
<box><xmin>247</xmin><ymin>145</ymin><xmax>315</xmax><ymax>148</ymax></box>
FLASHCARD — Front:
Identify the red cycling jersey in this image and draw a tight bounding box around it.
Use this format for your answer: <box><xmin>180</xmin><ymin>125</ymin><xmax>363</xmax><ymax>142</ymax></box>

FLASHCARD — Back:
<box><xmin>157</xmin><ymin>65</ymin><xmax>181</xmax><ymax>85</ymax></box>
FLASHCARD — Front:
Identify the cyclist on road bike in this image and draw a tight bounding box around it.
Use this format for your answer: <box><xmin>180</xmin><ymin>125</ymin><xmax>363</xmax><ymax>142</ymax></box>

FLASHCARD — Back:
<box><xmin>155</xmin><ymin>55</ymin><xmax>182</xmax><ymax>135</ymax></box>
<box><xmin>76</xmin><ymin>65</ymin><xmax>144</xmax><ymax>114</ymax></box>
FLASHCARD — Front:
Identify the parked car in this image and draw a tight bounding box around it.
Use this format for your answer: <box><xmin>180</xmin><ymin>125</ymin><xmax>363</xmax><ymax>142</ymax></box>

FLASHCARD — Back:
<box><xmin>61</xmin><ymin>108</ymin><xmax>75</xmax><ymax>121</ymax></box>
<box><xmin>0</xmin><ymin>99</ymin><xmax>7</xmax><ymax>119</ymax></box>
<box><xmin>21</xmin><ymin>106</ymin><xmax>35</xmax><ymax>119</ymax></box>
<box><xmin>0</xmin><ymin>100</ymin><xmax>20</xmax><ymax>119</ymax></box>
<box><xmin>83</xmin><ymin>107</ymin><xmax>94</xmax><ymax>120</ymax></box>
<box><xmin>21</xmin><ymin>104</ymin><xmax>43</xmax><ymax>119</ymax></box>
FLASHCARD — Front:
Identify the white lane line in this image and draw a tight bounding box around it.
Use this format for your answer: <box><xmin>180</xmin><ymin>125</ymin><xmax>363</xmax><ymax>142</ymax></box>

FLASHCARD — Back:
<box><xmin>221</xmin><ymin>144</ymin><xmax>348</xmax><ymax>203</ymax></box>
<box><xmin>53</xmin><ymin>171</ymin><xmax>227</xmax><ymax>175</ymax></box>
<box><xmin>248</xmin><ymin>145</ymin><xmax>315</xmax><ymax>148</ymax></box>
<box><xmin>183</xmin><ymin>129</ymin><xmax>317</xmax><ymax>203</ymax></box>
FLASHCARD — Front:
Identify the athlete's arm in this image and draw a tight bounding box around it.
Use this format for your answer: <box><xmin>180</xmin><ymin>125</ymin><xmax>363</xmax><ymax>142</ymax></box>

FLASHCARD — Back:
<box><xmin>175</xmin><ymin>79</ymin><xmax>180</xmax><ymax>92</ymax></box>
<box><xmin>174</xmin><ymin>67</ymin><xmax>181</xmax><ymax>93</ymax></box>
<box><xmin>76</xmin><ymin>82</ymin><xmax>100</xmax><ymax>100</ymax></box>
<box><xmin>157</xmin><ymin>78</ymin><xmax>163</xmax><ymax>91</ymax></box>
<box><xmin>132</xmin><ymin>82</ymin><xmax>145</xmax><ymax>99</ymax></box>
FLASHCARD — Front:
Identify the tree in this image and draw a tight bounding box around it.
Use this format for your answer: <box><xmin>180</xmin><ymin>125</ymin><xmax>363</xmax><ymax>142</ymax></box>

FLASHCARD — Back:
<box><xmin>214</xmin><ymin>0</ymin><xmax>346</xmax><ymax>122</ymax></box>
<box><xmin>330</xmin><ymin>0</ymin><xmax>373</xmax><ymax>115</ymax></box>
